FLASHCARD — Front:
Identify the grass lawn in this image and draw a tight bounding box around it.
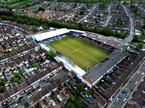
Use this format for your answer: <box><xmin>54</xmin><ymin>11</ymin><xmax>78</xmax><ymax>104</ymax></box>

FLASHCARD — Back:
<box><xmin>2</xmin><ymin>0</ymin><xmax>35</xmax><ymax>8</ymax></box>
<box><xmin>50</xmin><ymin>36</ymin><xmax>110</xmax><ymax>70</ymax></box>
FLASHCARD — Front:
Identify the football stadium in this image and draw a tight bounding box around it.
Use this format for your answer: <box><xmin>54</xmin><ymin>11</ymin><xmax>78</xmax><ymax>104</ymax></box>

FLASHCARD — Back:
<box><xmin>50</xmin><ymin>36</ymin><xmax>110</xmax><ymax>70</ymax></box>
<box><xmin>33</xmin><ymin>28</ymin><xmax>124</xmax><ymax>86</ymax></box>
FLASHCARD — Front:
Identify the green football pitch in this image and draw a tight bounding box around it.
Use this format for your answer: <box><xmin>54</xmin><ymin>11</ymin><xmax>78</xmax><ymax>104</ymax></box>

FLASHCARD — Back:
<box><xmin>50</xmin><ymin>36</ymin><xmax>110</xmax><ymax>70</ymax></box>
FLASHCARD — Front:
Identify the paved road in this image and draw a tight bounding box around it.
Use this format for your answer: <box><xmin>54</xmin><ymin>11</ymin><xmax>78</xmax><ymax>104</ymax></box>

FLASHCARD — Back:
<box><xmin>73</xmin><ymin>4</ymin><xmax>85</xmax><ymax>12</ymax></box>
<box><xmin>103</xmin><ymin>4</ymin><xmax>112</xmax><ymax>27</ymax></box>
<box><xmin>103</xmin><ymin>15</ymin><xmax>112</xmax><ymax>27</ymax></box>
<box><xmin>8</xmin><ymin>70</ymin><xmax>67</xmax><ymax>108</ymax></box>
<box><xmin>58</xmin><ymin>3</ymin><xmax>79</xmax><ymax>20</ymax></box>
<box><xmin>107</xmin><ymin>60</ymin><xmax>145</xmax><ymax>108</ymax></box>
<box><xmin>0</xmin><ymin>21</ymin><xmax>28</xmax><ymax>34</ymax></box>
<box><xmin>77</xmin><ymin>4</ymin><xmax>97</xmax><ymax>23</ymax></box>
<box><xmin>121</xmin><ymin>4</ymin><xmax>134</xmax><ymax>43</ymax></box>
<box><xmin>138</xmin><ymin>5</ymin><xmax>145</xmax><ymax>13</ymax></box>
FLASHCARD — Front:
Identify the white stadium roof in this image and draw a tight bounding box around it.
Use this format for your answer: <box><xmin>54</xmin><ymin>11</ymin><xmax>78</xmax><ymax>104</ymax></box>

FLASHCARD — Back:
<box><xmin>33</xmin><ymin>28</ymin><xmax>70</xmax><ymax>41</ymax></box>
<box><xmin>33</xmin><ymin>28</ymin><xmax>86</xmax><ymax>41</ymax></box>
<box><xmin>70</xmin><ymin>29</ymin><xmax>86</xmax><ymax>34</ymax></box>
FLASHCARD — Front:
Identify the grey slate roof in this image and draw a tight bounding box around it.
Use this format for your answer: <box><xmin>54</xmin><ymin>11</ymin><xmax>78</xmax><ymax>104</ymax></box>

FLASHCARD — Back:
<box><xmin>85</xmin><ymin>50</ymin><xmax>128</xmax><ymax>85</ymax></box>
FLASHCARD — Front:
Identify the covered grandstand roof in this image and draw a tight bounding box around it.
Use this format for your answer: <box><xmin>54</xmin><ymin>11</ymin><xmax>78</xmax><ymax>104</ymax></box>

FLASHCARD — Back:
<box><xmin>33</xmin><ymin>28</ymin><xmax>86</xmax><ymax>41</ymax></box>
<box><xmin>33</xmin><ymin>28</ymin><xmax>70</xmax><ymax>41</ymax></box>
<box><xmin>55</xmin><ymin>56</ymin><xmax>86</xmax><ymax>77</ymax></box>
<box><xmin>84</xmin><ymin>50</ymin><xmax>128</xmax><ymax>85</ymax></box>
<box><xmin>70</xmin><ymin>29</ymin><xmax>86</xmax><ymax>34</ymax></box>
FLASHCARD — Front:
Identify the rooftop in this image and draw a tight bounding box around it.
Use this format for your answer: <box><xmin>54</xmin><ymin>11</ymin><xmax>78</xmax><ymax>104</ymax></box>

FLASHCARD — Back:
<box><xmin>84</xmin><ymin>49</ymin><xmax>128</xmax><ymax>85</ymax></box>
<box><xmin>33</xmin><ymin>28</ymin><xmax>86</xmax><ymax>41</ymax></box>
<box><xmin>33</xmin><ymin>28</ymin><xmax>70</xmax><ymax>41</ymax></box>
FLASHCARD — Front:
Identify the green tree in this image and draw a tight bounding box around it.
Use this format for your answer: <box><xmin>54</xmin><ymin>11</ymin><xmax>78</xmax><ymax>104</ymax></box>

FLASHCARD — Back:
<box><xmin>0</xmin><ymin>13</ymin><xmax>127</xmax><ymax>39</ymax></box>
<box><xmin>65</xmin><ymin>98</ymin><xmax>84</xmax><ymax>108</ymax></box>
<box><xmin>0</xmin><ymin>86</ymin><xmax>5</xmax><ymax>93</ymax></box>
<box><xmin>136</xmin><ymin>43</ymin><xmax>144</xmax><ymax>49</ymax></box>
<box><xmin>32</xmin><ymin>26</ymin><xmax>38</xmax><ymax>33</ymax></box>
<box><xmin>37</xmin><ymin>7</ymin><xmax>45</xmax><ymax>12</ymax></box>
<box><xmin>49</xmin><ymin>50</ymin><xmax>57</xmax><ymax>57</ymax></box>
